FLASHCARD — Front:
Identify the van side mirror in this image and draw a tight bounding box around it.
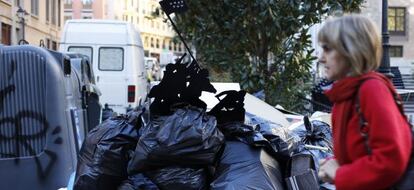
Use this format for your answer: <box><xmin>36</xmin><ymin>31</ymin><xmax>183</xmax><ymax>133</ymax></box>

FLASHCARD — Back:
<box><xmin>64</xmin><ymin>56</ymin><xmax>71</xmax><ymax>76</ymax></box>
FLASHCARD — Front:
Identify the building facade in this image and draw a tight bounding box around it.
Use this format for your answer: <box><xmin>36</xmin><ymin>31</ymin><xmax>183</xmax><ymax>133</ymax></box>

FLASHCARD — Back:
<box><xmin>63</xmin><ymin>0</ymin><xmax>105</xmax><ymax>21</ymax></box>
<box><xmin>361</xmin><ymin>0</ymin><xmax>414</xmax><ymax>74</ymax></box>
<box><xmin>0</xmin><ymin>0</ymin><xmax>63</xmax><ymax>49</ymax></box>
<box><xmin>311</xmin><ymin>0</ymin><xmax>414</xmax><ymax>77</ymax></box>
<box><xmin>111</xmin><ymin>0</ymin><xmax>185</xmax><ymax>59</ymax></box>
<box><xmin>64</xmin><ymin>0</ymin><xmax>185</xmax><ymax>60</ymax></box>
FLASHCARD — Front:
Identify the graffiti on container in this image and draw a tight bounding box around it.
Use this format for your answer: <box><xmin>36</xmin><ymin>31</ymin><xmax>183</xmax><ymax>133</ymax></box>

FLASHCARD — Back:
<box><xmin>0</xmin><ymin>58</ymin><xmax>61</xmax><ymax>179</ymax></box>
<box><xmin>0</xmin><ymin>60</ymin><xmax>16</xmax><ymax>113</ymax></box>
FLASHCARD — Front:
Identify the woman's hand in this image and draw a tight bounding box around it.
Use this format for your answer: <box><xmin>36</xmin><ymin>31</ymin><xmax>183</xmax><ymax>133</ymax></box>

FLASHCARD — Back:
<box><xmin>318</xmin><ymin>158</ymin><xmax>339</xmax><ymax>184</ymax></box>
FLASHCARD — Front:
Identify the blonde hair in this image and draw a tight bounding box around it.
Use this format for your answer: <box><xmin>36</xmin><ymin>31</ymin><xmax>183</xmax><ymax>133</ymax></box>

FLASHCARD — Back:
<box><xmin>318</xmin><ymin>14</ymin><xmax>382</xmax><ymax>76</ymax></box>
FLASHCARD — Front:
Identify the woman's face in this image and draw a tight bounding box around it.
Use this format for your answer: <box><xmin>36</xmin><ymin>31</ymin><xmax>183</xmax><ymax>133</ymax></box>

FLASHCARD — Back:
<box><xmin>318</xmin><ymin>43</ymin><xmax>350</xmax><ymax>81</ymax></box>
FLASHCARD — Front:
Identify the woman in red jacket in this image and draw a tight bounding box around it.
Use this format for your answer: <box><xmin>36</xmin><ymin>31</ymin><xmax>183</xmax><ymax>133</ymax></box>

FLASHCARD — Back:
<box><xmin>317</xmin><ymin>15</ymin><xmax>412</xmax><ymax>190</ymax></box>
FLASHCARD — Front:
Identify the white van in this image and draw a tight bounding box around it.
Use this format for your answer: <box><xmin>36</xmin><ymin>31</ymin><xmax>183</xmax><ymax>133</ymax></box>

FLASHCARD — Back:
<box><xmin>60</xmin><ymin>20</ymin><xmax>148</xmax><ymax>114</ymax></box>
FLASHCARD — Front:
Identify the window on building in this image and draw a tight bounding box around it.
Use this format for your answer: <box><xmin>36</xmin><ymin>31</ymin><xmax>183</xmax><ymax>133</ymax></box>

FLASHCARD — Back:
<box><xmin>15</xmin><ymin>0</ymin><xmax>21</xmax><ymax>6</ymax></box>
<box><xmin>136</xmin><ymin>16</ymin><xmax>139</xmax><ymax>24</ymax></box>
<box><xmin>169</xmin><ymin>41</ymin><xmax>172</xmax><ymax>50</ymax></box>
<box><xmin>99</xmin><ymin>47</ymin><xmax>124</xmax><ymax>71</ymax></box>
<box><xmin>64</xmin><ymin>0</ymin><xmax>72</xmax><ymax>7</ymax></box>
<box><xmin>144</xmin><ymin>37</ymin><xmax>149</xmax><ymax>47</ymax></box>
<box><xmin>1</xmin><ymin>23</ymin><xmax>12</xmax><ymax>45</ymax></box>
<box><xmin>131</xmin><ymin>16</ymin><xmax>134</xmax><ymax>23</ymax></box>
<box><xmin>173</xmin><ymin>42</ymin><xmax>177</xmax><ymax>51</ymax></box>
<box><xmin>46</xmin><ymin>38</ymin><xmax>51</xmax><ymax>49</ymax></box>
<box><xmin>389</xmin><ymin>46</ymin><xmax>403</xmax><ymax>57</ymax></box>
<box><xmin>162</xmin><ymin>40</ymin><xmax>166</xmax><ymax>49</ymax></box>
<box><xmin>82</xmin><ymin>0</ymin><xmax>93</xmax><ymax>9</ymax></box>
<box><xmin>31</xmin><ymin>0</ymin><xmax>39</xmax><ymax>16</ymax></box>
<box><xmin>178</xmin><ymin>43</ymin><xmax>182</xmax><ymax>52</ymax></box>
<box><xmin>46</xmin><ymin>38</ymin><xmax>50</xmax><ymax>49</ymax></box>
<box><xmin>52</xmin><ymin>41</ymin><xmax>57</xmax><ymax>50</ymax></box>
<box><xmin>156</xmin><ymin>39</ymin><xmax>159</xmax><ymax>49</ymax></box>
<box><xmin>51</xmin><ymin>0</ymin><xmax>56</xmax><ymax>25</ymax></box>
<box><xmin>150</xmin><ymin>38</ymin><xmax>154</xmax><ymax>48</ymax></box>
<box><xmin>388</xmin><ymin>7</ymin><xmax>406</xmax><ymax>35</ymax></box>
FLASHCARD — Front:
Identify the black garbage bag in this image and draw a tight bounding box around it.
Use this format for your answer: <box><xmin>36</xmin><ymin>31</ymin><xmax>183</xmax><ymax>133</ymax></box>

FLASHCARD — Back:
<box><xmin>102</xmin><ymin>103</ymin><xmax>117</xmax><ymax>121</ymax></box>
<box><xmin>211</xmin><ymin>141</ymin><xmax>285</xmax><ymax>190</ymax></box>
<box><xmin>217</xmin><ymin>122</ymin><xmax>291</xmax><ymax>163</ymax></box>
<box><xmin>128</xmin><ymin>106</ymin><xmax>225</xmax><ymax>174</ymax></box>
<box><xmin>288</xmin><ymin>117</ymin><xmax>333</xmax><ymax>164</ymax></box>
<box><xmin>117</xmin><ymin>173</ymin><xmax>159</xmax><ymax>190</ymax></box>
<box><xmin>74</xmin><ymin>110</ymin><xmax>143</xmax><ymax>190</ymax></box>
<box><xmin>144</xmin><ymin>166</ymin><xmax>209</xmax><ymax>190</ymax></box>
<box><xmin>285</xmin><ymin>154</ymin><xmax>320</xmax><ymax>190</ymax></box>
<box><xmin>287</xmin><ymin>117</ymin><xmax>334</xmax><ymax>190</ymax></box>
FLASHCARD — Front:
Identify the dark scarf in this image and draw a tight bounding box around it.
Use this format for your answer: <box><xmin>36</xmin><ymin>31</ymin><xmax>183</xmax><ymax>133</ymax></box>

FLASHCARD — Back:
<box><xmin>324</xmin><ymin>71</ymin><xmax>396</xmax><ymax>164</ymax></box>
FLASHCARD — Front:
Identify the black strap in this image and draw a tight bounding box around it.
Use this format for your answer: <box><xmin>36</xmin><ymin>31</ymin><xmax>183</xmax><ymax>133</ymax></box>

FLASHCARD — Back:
<box><xmin>355</xmin><ymin>78</ymin><xmax>412</xmax><ymax>155</ymax></box>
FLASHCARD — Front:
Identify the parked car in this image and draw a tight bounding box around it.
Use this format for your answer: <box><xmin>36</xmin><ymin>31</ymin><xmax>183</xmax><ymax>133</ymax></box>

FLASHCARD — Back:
<box><xmin>60</xmin><ymin>19</ymin><xmax>149</xmax><ymax>115</ymax></box>
<box><xmin>0</xmin><ymin>45</ymin><xmax>99</xmax><ymax>190</ymax></box>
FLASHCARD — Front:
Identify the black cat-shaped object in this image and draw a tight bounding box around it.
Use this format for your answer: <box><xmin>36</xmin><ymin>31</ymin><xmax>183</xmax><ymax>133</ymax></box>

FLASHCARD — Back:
<box><xmin>148</xmin><ymin>55</ymin><xmax>216</xmax><ymax>115</ymax></box>
<box><xmin>209</xmin><ymin>90</ymin><xmax>246</xmax><ymax>124</ymax></box>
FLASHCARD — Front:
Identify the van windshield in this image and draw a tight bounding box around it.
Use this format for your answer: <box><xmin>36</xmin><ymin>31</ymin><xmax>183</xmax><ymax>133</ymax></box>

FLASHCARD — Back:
<box><xmin>99</xmin><ymin>47</ymin><xmax>124</xmax><ymax>71</ymax></box>
<box><xmin>68</xmin><ymin>46</ymin><xmax>93</xmax><ymax>62</ymax></box>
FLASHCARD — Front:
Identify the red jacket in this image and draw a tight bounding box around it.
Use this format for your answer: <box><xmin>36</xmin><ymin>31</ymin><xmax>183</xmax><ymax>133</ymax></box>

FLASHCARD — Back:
<box><xmin>325</xmin><ymin>72</ymin><xmax>412</xmax><ymax>190</ymax></box>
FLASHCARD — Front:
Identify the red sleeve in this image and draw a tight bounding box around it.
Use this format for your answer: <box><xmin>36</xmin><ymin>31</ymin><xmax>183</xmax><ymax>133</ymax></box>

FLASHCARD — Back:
<box><xmin>334</xmin><ymin>80</ymin><xmax>412</xmax><ymax>190</ymax></box>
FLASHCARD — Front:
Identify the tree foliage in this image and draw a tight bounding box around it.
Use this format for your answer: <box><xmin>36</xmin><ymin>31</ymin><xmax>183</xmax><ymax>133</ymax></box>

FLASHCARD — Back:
<box><xmin>172</xmin><ymin>0</ymin><xmax>364</xmax><ymax>111</ymax></box>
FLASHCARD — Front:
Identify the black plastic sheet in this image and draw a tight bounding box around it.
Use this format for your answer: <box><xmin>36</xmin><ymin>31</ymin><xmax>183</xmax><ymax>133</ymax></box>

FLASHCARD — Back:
<box><xmin>217</xmin><ymin>122</ymin><xmax>291</xmax><ymax>163</ymax></box>
<box><xmin>74</xmin><ymin>110</ymin><xmax>143</xmax><ymax>190</ymax></box>
<box><xmin>211</xmin><ymin>141</ymin><xmax>285</xmax><ymax>190</ymax></box>
<box><xmin>117</xmin><ymin>173</ymin><xmax>159</xmax><ymax>190</ymax></box>
<box><xmin>288</xmin><ymin>119</ymin><xmax>333</xmax><ymax>164</ymax></box>
<box><xmin>128</xmin><ymin>106</ymin><xmax>225</xmax><ymax>174</ymax></box>
<box><xmin>287</xmin><ymin>118</ymin><xmax>334</xmax><ymax>190</ymax></box>
<box><xmin>145</xmin><ymin>167</ymin><xmax>209</xmax><ymax>190</ymax></box>
<box><xmin>285</xmin><ymin>154</ymin><xmax>320</xmax><ymax>190</ymax></box>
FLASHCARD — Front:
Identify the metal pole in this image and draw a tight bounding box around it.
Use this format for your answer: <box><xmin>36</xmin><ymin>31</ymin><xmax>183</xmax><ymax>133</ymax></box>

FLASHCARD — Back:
<box><xmin>165</xmin><ymin>13</ymin><xmax>197</xmax><ymax>66</ymax></box>
<box><xmin>380</xmin><ymin>0</ymin><xmax>393</xmax><ymax>78</ymax></box>
<box><xmin>22</xmin><ymin>18</ymin><xmax>25</xmax><ymax>41</ymax></box>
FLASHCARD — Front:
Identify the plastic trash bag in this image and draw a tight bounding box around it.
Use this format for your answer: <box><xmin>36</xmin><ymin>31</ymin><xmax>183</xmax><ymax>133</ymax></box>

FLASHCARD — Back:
<box><xmin>117</xmin><ymin>173</ymin><xmax>159</xmax><ymax>190</ymax></box>
<box><xmin>288</xmin><ymin>117</ymin><xmax>333</xmax><ymax>163</ymax></box>
<box><xmin>102</xmin><ymin>103</ymin><xmax>117</xmax><ymax>121</ymax></box>
<box><xmin>128</xmin><ymin>106</ymin><xmax>225</xmax><ymax>174</ymax></box>
<box><xmin>217</xmin><ymin>122</ymin><xmax>292</xmax><ymax>163</ymax></box>
<box><xmin>211</xmin><ymin>141</ymin><xmax>285</xmax><ymax>190</ymax></box>
<box><xmin>287</xmin><ymin>117</ymin><xmax>334</xmax><ymax>190</ymax></box>
<box><xmin>74</xmin><ymin>110</ymin><xmax>143</xmax><ymax>190</ymax></box>
<box><xmin>145</xmin><ymin>166</ymin><xmax>209</xmax><ymax>190</ymax></box>
<box><xmin>285</xmin><ymin>154</ymin><xmax>320</xmax><ymax>190</ymax></box>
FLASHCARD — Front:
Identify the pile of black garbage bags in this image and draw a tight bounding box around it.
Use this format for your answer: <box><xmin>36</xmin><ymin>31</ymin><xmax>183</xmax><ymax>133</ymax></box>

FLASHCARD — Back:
<box><xmin>74</xmin><ymin>59</ymin><xmax>335</xmax><ymax>190</ymax></box>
